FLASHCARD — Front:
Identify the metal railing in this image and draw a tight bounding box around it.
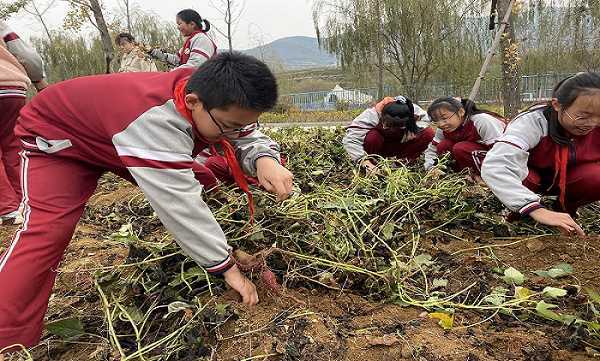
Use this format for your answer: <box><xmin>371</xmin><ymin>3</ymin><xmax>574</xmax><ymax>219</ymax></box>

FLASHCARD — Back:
<box><xmin>284</xmin><ymin>73</ymin><xmax>574</xmax><ymax>110</ymax></box>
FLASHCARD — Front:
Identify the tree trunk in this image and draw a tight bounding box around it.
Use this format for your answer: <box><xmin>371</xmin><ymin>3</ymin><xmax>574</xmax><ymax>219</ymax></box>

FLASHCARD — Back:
<box><xmin>374</xmin><ymin>1</ymin><xmax>384</xmax><ymax>99</ymax></box>
<box><xmin>498</xmin><ymin>0</ymin><xmax>521</xmax><ymax>118</ymax></box>
<box><xmin>88</xmin><ymin>0</ymin><xmax>114</xmax><ymax>73</ymax></box>
<box><xmin>124</xmin><ymin>0</ymin><xmax>131</xmax><ymax>34</ymax></box>
<box><xmin>469</xmin><ymin>0</ymin><xmax>515</xmax><ymax>102</ymax></box>
<box><xmin>29</xmin><ymin>1</ymin><xmax>54</xmax><ymax>44</ymax></box>
<box><xmin>227</xmin><ymin>0</ymin><xmax>233</xmax><ymax>51</ymax></box>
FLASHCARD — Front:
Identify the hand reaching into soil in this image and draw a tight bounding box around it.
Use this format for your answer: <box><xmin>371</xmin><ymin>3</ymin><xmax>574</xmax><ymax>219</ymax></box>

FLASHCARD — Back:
<box><xmin>223</xmin><ymin>264</ymin><xmax>259</xmax><ymax>306</ymax></box>
<box><xmin>427</xmin><ymin>167</ymin><xmax>446</xmax><ymax>179</ymax></box>
<box><xmin>529</xmin><ymin>208</ymin><xmax>585</xmax><ymax>236</ymax></box>
<box><xmin>361</xmin><ymin>159</ymin><xmax>381</xmax><ymax>176</ymax></box>
<box><xmin>256</xmin><ymin>157</ymin><xmax>294</xmax><ymax>202</ymax></box>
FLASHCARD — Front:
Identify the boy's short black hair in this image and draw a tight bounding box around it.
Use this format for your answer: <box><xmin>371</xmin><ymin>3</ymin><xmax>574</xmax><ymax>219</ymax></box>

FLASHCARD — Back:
<box><xmin>186</xmin><ymin>52</ymin><xmax>278</xmax><ymax>112</ymax></box>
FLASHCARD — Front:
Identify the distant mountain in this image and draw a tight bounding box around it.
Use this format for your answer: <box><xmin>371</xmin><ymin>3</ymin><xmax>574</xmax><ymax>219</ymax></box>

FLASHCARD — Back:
<box><xmin>241</xmin><ymin>36</ymin><xmax>337</xmax><ymax>70</ymax></box>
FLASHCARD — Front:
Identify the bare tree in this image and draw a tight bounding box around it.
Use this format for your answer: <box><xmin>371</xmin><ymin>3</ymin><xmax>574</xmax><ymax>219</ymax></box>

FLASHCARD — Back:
<box><xmin>315</xmin><ymin>0</ymin><xmax>476</xmax><ymax>100</ymax></box>
<box><xmin>498</xmin><ymin>0</ymin><xmax>521</xmax><ymax>118</ymax></box>
<box><xmin>24</xmin><ymin>0</ymin><xmax>56</xmax><ymax>44</ymax></box>
<box><xmin>63</xmin><ymin>0</ymin><xmax>115</xmax><ymax>73</ymax></box>
<box><xmin>0</xmin><ymin>0</ymin><xmax>29</xmax><ymax>20</ymax></box>
<box><xmin>209</xmin><ymin>0</ymin><xmax>246</xmax><ymax>51</ymax></box>
<box><xmin>121</xmin><ymin>0</ymin><xmax>131</xmax><ymax>34</ymax></box>
<box><xmin>313</xmin><ymin>0</ymin><xmax>385</xmax><ymax>97</ymax></box>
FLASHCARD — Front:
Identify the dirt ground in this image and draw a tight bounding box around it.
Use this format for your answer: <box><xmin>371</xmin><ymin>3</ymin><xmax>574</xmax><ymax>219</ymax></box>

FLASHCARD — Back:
<box><xmin>1</xmin><ymin>182</ymin><xmax>600</xmax><ymax>361</ymax></box>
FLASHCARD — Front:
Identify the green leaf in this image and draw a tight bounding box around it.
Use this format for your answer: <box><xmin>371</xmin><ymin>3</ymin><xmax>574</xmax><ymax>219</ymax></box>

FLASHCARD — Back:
<box><xmin>585</xmin><ymin>287</ymin><xmax>600</xmax><ymax>304</ymax></box>
<box><xmin>432</xmin><ymin>278</ymin><xmax>448</xmax><ymax>289</ymax></box>
<box><xmin>502</xmin><ymin>267</ymin><xmax>525</xmax><ymax>285</ymax></box>
<box><xmin>46</xmin><ymin>318</ymin><xmax>85</xmax><ymax>339</ymax></box>
<box><xmin>413</xmin><ymin>254</ymin><xmax>434</xmax><ymax>268</ymax></box>
<box><xmin>535</xmin><ymin>301</ymin><xmax>562</xmax><ymax>322</ymax></box>
<box><xmin>165</xmin><ymin>301</ymin><xmax>192</xmax><ymax>319</ymax></box>
<box><xmin>534</xmin><ymin>263</ymin><xmax>573</xmax><ymax>279</ymax></box>
<box><xmin>248</xmin><ymin>225</ymin><xmax>265</xmax><ymax>241</ymax></box>
<box><xmin>484</xmin><ymin>287</ymin><xmax>509</xmax><ymax>306</ymax></box>
<box><xmin>491</xmin><ymin>267</ymin><xmax>504</xmax><ymax>275</ymax></box>
<box><xmin>381</xmin><ymin>222</ymin><xmax>395</xmax><ymax>240</ymax></box>
<box><xmin>215</xmin><ymin>303</ymin><xmax>229</xmax><ymax>316</ymax></box>
<box><xmin>535</xmin><ymin>300</ymin><xmax>577</xmax><ymax>325</ymax></box>
<box><xmin>543</xmin><ymin>287</ymin><xmax>568</xmax><ymax>298</ymax></box>
<box><xmin>125</xmin><ymin>306</ymin><xmax>144</xmax><ymax>324</ymax></box>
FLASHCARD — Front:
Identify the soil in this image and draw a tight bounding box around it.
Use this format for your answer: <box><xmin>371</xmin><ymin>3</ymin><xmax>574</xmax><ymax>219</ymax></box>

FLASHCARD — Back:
<box><xmin>1</xmin><ymin>179</ymin><xmax>599</xmax><ymax>361</ymax></box>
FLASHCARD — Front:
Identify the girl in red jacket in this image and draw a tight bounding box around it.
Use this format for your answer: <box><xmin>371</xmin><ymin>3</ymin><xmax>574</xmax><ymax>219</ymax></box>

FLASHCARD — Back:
<box><xmin>423</xmin><ymin>97</ymin><xmax>506</xmax><ymax>180</ymax></box>
<box><xmin>482</xmin><ymin>72</ymin><xmax>600</xmax><ymax>235</ymax></box>
<box><xmin>149</xmin><ymin>9</ymin><xmax>218</xmax><ymax>69</ymax></box>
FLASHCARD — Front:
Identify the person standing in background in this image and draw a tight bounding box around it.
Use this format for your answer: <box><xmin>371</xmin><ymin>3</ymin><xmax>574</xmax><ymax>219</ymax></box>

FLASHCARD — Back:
<box><xmin>149</xmin><ymin>9</ymin><xmax>218</xmax><ymax>69</ymax></box>
<box><xmin>115</xmin><ymin>33</ymin><xmax>158</xmax><ymax>73</ymax></box>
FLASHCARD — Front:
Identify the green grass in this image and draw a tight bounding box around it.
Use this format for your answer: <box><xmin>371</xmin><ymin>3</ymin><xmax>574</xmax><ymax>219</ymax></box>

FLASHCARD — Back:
<box><xmin>260</xmin><ymin>103</ymin><xmax>508</xmax><ymax>124</ymax></box>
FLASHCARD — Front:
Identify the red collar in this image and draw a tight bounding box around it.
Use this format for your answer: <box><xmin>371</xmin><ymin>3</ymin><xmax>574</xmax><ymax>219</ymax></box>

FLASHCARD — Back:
<box><xmin>173</xmin><ymin>78</ymin><xmax>255</xmax><ymax>223</ymax></box>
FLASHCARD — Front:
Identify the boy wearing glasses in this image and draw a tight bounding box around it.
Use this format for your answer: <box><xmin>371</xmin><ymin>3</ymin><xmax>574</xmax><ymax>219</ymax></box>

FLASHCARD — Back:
<box><xmin>0</xmin><ymin>52</ymin><xmax>293</xmax><ymax>353</ymax></box>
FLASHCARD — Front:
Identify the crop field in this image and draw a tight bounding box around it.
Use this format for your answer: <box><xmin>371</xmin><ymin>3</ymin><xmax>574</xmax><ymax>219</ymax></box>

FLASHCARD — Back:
<box><xmin>1</xmin><ymin>127</ymin><xmax>599</xmax><ymax>361</ymax></box>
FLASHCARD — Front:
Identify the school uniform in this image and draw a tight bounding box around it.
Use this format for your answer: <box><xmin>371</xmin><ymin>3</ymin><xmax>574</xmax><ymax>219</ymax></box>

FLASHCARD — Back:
<box><xmin>482</xmin><ymin>105</ymin><xmax>600</xmax><ymax>215</ymax></box>
<box><xmin>0</xmin><ymin>21</ymin><xmax>44</xmax><ymax>217</ymax></box>
<box><xmin>423</xmin><ymin>113</ymin><xmax>506</xmax><ymax>173</ymax></box>
<box><xmin>0</xmin><ymin>69</ymin><xmax>280</xmax><ymax>351</ymax></box>
<box><xmin>150</xmin><ymin>31</ymin><xmax>217</xmax><ymax>69</ymax></box>
<box><xmin>343</xmin><ymin>104</ymin><xmax>434</xmax><ymax>163</ymax></box>
<box><xmin>197</xmin><ymin>149</ymin><xmax>260</xmax><ymax>186</ymax></box>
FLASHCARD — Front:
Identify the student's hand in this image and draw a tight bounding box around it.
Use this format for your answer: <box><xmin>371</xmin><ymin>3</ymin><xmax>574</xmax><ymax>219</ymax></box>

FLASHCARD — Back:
<box><xmin>361</xmin><ymin>159</ymin><xmax>380</xmax><ymax>175</ymax></box>
<box><xmin>256</xmin><ymin>157</ymin><xmax>294</xmax><ymax>201</ymax></box>
<box><xmin>470</xmin><ymin>174</ymin><xmax>486</xmax><ymax>186</ymax></box>
<box><xmin>403</xmin><ymin>131</ymin><xmax>417</xmax><ymax>142</ymax></box>
<box><xmin>33</xmin><ymin>79</ymin><xmax>48</xmax><ymax>92</ymax></box>
<box><xmin>374</xmin><ymin>97</ymin><xmax>396</xmax><ymax>114</ymax></box>
<box><xmin>223</xmin><ymin>264</ymin><xmax>259</xmax><ymax>306</ymax></box>
<box><xmin>427</xmin><ymin>166</ymin><xmax>446</xmax><ymax>178</ymax></box>
<box><xmin>529</xmin><ymin>208</ymin><xmax>585</xmax><ymax>236</ymax></box>
<box><xmin>148</xmin><ymin>48</ymin><xmax>163</xmax><ymax>58</ymax></box>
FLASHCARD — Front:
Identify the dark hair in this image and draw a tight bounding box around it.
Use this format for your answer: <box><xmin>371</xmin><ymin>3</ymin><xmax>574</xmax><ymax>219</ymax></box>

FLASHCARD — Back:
<box><xmin>115</xmin><ymin>32</ymin><xmax>135</xmax><ymax>45</ymax></box>
<box><xmin>381</xmin><ymin>97</ymin><xmax>421</xmax><ymax>133</ymax></box>
<box><xmin>186</xmin><ymin>52</ymin><xmax>278</xmax><ymax>112</ymax></box>
<box><xmin>177</xmin><ymin>9</ymin><xmax>211</xmax><ymax>32</ymax></box>
<box><xmin>427</xmin><ymin>97</ymin><xmax>504</xmax><ymax>123</ymax></box>
<box><xmin>528</xmin><ymin>72</ymin><xmax>600</xmax><ymax>144</ymax></box>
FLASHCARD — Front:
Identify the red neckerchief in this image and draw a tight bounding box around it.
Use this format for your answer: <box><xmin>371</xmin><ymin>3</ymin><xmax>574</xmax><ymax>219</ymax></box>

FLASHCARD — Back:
<box><xmin>173</xmin><ymin>78</ymin><xmax>255</xmax><ymax>223</ymax></box>
<box><xmin>179</xmin><ymin>31</ymin><xmax>204</xmax><ymax>64</ymax></box>
<box><xmin>552</xmin><ymin>145</ymin><xmax>568</xmax><ymax>211</ymax></box>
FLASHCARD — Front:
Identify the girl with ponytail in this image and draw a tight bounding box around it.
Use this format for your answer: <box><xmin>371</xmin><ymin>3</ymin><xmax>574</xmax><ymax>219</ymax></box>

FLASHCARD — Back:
<box><xmin>423</xmin><ymin>97</ymin><xmax>507</xmax><ymax>180</ymax></box>
<box><xmin>343</xmin><ymin>96</ymin><xmax>435</xmax><ymax>173</ymax></box>
<box><xmin>149</xmin><ymin>9</ymin><xmax>217</xmax><ymax>69</ymax></box>
<box><xmin>482</xmin><ymin>72</ymin><xmax>600</xmax><ymax>235</ymax></box>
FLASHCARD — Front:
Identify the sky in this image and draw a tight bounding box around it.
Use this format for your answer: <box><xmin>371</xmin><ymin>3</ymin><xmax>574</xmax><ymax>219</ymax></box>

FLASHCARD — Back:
<box><xmin>8</xmin><ymin>0</ymin><xmax>318</xmax><ymax>50</ymax></box>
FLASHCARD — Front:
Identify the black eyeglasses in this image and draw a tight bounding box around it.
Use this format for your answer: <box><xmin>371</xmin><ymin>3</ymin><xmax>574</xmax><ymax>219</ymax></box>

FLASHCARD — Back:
<box><xmin>206</xmin><ymin>109</ymin><xmax>260</xmax><ymax>137</ymax></box>
<box><xmin>432</xmin><ymin>110</ymin><xmax>459</xmax><ymax>124</ymax></box>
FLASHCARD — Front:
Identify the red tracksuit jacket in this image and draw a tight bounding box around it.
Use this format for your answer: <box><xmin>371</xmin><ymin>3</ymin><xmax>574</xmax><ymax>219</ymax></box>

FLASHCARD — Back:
<box><xmin>15</xmin><ymin>69</ymin><xmax>281</xmax><ymax>274</ymax></box>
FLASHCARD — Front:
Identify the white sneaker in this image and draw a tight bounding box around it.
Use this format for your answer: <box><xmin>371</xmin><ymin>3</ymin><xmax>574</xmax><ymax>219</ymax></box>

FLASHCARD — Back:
<box><xmin>0</xmin><ymin>210</ymin><xmax>23</xmax><ymax>225</ymax></box>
